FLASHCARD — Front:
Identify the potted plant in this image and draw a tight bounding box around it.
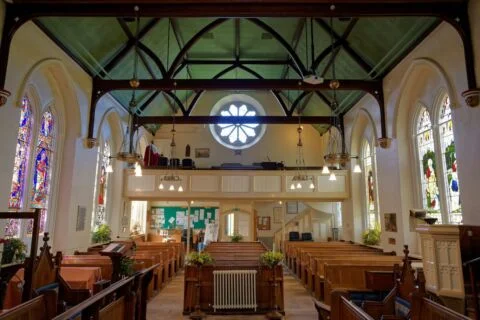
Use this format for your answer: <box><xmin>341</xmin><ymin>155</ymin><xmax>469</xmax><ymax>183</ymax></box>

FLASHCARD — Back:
<box><xmin>260</xmin><ymin>251</ymin><xmax>284</xmax><ymax>269</ymax></box>
<box><xmin>362</xmin><ymin>224</ymin><xmax>381</xmax><ymax>246</ymax></box>
<box><xmin>1</xmin><ymin>238</ymin><xmax>27</xmax><ymax>264</ymax></box>
<box><xmin>185</xmin><ymin>252</ymin><xmax>214</xmax><ymax>267</ymax></box>
<box><xmin>230</xmin><ymin>234</ymin><xmax>243</xmax><ymax>243</ymax></box>
<box><xmin>92</xmin><ymin>224</ymin><xmax>111</xmax><ymax>244</ymax></box>
<box><xmin>119</xmin><ymin>256</ymin><xmax>135</xmax><ymax>278</ymax></box>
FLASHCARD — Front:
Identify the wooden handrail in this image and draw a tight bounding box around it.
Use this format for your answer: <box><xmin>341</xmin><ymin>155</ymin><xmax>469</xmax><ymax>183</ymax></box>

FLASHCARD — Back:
<box><xmin>463</xmin><ymin>256</ymin><xmax>480</xmax><ymax>266</ymax></box>
<box><xmin>52</xmin><ymin>263</ymin><xmax>159</xmax><ymax>320</ymax></box>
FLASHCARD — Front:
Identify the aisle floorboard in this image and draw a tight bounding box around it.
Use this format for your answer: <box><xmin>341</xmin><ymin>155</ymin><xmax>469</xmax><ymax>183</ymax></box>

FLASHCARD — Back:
<box><xmin>147</xmin><ymin>269</ymin><xmax>317</xmax><ymax>319</ymax></box>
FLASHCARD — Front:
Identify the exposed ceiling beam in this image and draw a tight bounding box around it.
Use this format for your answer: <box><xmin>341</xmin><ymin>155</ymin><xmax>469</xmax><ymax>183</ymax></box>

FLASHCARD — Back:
<box><xmin>101</xmin><ymin>17</ymin><xmax>160</xmax><ymax>76</ymax></box>
<box><xmin>10</xmin><ymin>1</ymin><xmax>465</xmax><ymax>18</ymax></box>
<box><xmin>170</xmin><ymin>18</ymin><xmax>193</xmax><ymax>79</ymax></box>
<box><xmin>314</xmin><ymin>18</ymin><xmax>375</xmax><ymax>77</ymax></box>
<box><xmin>234</xmin><ymin>18</ymin><xmax>240</xmax><ymax>60</ymax></box>
<box><xmin>137</xmin><ymin>115</ymin><xmax>334</xmax><ymax>125</ymax></box>
<box><xmin>94</xmin><ymin>78</ymin><xmax>381</xmax><ymax>93</ymax></box>
<box><xmin>281</xmin><ymin>18</ymin><xmax>306</xmax><ymax>80</ymax></box>
<box><xmin>184</xmin><ymin>59</ymin><xmax>291</xmax><ymax>65</ymax></box>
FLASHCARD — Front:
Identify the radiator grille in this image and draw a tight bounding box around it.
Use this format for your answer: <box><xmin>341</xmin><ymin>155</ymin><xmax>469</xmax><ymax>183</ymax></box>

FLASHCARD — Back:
<box><xmin>213</xmin><ymin>270</ymin><xmax>257</xmax><ymax>312</ymax></box>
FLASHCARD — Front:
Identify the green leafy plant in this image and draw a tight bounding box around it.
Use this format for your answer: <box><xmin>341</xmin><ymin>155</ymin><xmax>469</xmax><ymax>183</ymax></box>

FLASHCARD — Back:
<box><xmin>231</xmin><ymin>234</ymin><xmax>243</xmax><ymax>242</ymax></box>
<box><xmin>1</xmin><ymin>238</ymin><xmax>27</xmax><ymax>264</ymax></box>
<box><xmin>260</xmin><ymin>251</ymin><xmax>284</xmax><ymax>269</ymax></box>
<box><xmin>92</xmin><ymin>224</ymin><xmax>112</xmax><ymax>244</ymax></box>
<box><xmin>362</xmin><ymin>224</ymin><xmax>381</xmax><ymax>246</ymax></box>
<box><xmin>119</xmin><ymin>256</ymin><xmax>135</xmax><ymax>277</ymax></box>
<box><xmin>185</xmin><ymin>252</ymin><xmax>214</xmax><ymax>267</ymax></box>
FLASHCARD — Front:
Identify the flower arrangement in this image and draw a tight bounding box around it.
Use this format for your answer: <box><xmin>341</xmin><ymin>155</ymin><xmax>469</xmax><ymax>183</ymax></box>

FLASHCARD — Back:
<box><xmin>186</xmin><ymin>252</ymin><xmax>214</xmax><ymax>267</ymax></box>
<box><xmin>230</xmin><ymin>234</ymin><xmax>243</xmax><ymax>242</ymax></box>
<box><xmin>92</xmin><ymin>224</ymin><xmax>112</xmax><ymax>244</ymax></box>
<box><xmin>1</xmin><ymin>238</ymin><xmax>27</xmax><ymax>265</ymax></box>
<box><xmin>362</xmin><ymin>224</ymin><xmax>381</xmax><ymax>246</ymax></box>
<box><xmin>260</xmin><ymin>251</ymin><xmax>284</xmax><ymax>269</ymax></box>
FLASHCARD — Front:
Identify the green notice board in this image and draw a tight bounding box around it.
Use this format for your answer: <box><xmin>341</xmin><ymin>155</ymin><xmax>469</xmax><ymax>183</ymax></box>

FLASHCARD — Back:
<box><xmin>150</xmin><ymin>206</ymin><xmax>218</xmax><ymax>230</ymax></box>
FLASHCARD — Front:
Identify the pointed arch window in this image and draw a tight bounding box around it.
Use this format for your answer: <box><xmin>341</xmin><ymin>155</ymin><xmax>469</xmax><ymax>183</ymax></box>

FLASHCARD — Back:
<box><xmin>362</xmin><ymin>140</ymin><xmax>378</xmax><ymax>229</ymax></box>
<box><xmin>29</xmin><ymin>110</ymin><xmax>55</xmax><ymax>234</ymax></box>
<box><xmin>438</xmin><ymin>96</ymin><xmax>461</xmax><ymax>223</ymax></box>
<box><xmin>6</xmin><ymin>97</ymin><xmax>33</xmax><ymax>237</ymax></box>
<box><xmin>415</xmin><ymin>107</ymin><xmax>442</xmax><ymax>222</ymax></box>
<box><xmin>93</xmin><ymin>141</ymin><xmax>111</xmax><ymax>229</ymax></box>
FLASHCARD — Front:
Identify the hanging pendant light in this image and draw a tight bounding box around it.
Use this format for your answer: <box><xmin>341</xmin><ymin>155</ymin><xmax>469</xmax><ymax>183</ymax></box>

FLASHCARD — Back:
<box><xmin>178</xmin><ymin>186</ymin><xmax>184</xmax><ymax>192</ymax></box>
<box><xmin>322</xmin><ymin>165</ymin><xmax>330</xmax><ymax>175</ymax></box>
<box><xmin>169</xmin><ymin>185</ymin><xmax>175</xmax><ymax>191</ymax></box>
<box><xmin>329</xmin><ymin>172</ymin><xmax>337</xmax><ymax>181</ymax></box>
<box><xmin>309</xmin><ymin>181</ymin><xmax>315</xmax><ymax>189</ymax></box>
<box><xmin>291</xmin><ymin>118</ymin><xmax>315</xmax><ymax>191</ymax></box>
<box><xmin>158</xmin><ymin>183</ymin><xmax>164</xmax><ymax>190</ymax></box>
<box><xmin>353</xmin><ymin>163</ymin><xmax>362</xmax><ymax>173</ymax></box>
<box><xmin>106</xmin><ymin>164</ymin><xmax>113</xmax><ymax>173</ymax></box>
<box><xmin>290</xmin><ymin>183</ymin><xmax>296</xmax><ymax>190</ymax></box>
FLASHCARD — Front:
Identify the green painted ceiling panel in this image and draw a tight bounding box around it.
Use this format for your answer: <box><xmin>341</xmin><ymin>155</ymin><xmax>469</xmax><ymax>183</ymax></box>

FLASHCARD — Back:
<box><xmin>242</xmin><ymin>65</ymin><xmax>284</xmax><ymax>79</ymax></box>
<box><xmin>38</xmin><ymin>17</ymin><xmax>128</xmax><ymax>75</ymax></box>
<box><xmin>347</xmin><ymin>17</ymin><xmax>437</xmax><ymax>73</ymax></box>
<box><xmin>321</xmin><ymin>48</ymin><xmax>371</xmax><ymax>80</ymax></box>
<box><xmin>187</xmin><ymin>20</ymin><xmax>235</xmax><ymax>59</ymax></box>
<box><xmin>109</xmin><ymin>50</ymin><xmax>152</xmax><ymax>80</ymax></box>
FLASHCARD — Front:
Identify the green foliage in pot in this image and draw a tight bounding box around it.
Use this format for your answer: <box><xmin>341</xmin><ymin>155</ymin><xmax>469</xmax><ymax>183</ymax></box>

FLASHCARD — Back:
<box><xmin>92</xmin><ymin>224</ymin><xmax>111</xmax><ymax>244</ymax></box>
<box><xmin>231</xmin><ymin>234</ymin><xmax>243</xmax><ymax>242</ymax></box>
<box><xmin>260</xmin><ymin>251</ymin><xmax>284</xmax><ymax>269</ymax></box>
<box><xmin>119</xmin><ymin>256</ymin><xmax>135</xmax><ymax>277</ymax></box>
<box><xmin>362</xmin><ymin>224</ymin><xmax>381</xmax><ymax>246</ymax></box>
<box><xmin>1</xmin><ymin>238</ymin><xmax>27</xmax><ymax>264</ymax></box>
<box><xmin>185</xmin><ymin>252</ymin><xmax>214</xmax><ymax>267</ymax></box>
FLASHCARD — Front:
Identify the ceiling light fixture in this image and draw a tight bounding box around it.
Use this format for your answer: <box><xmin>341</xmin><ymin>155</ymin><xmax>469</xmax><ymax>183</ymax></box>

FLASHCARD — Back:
<box><xmin>290</xmin><ymin>118</ymin><xmax>316</xmax><ymax>191</ymax></box>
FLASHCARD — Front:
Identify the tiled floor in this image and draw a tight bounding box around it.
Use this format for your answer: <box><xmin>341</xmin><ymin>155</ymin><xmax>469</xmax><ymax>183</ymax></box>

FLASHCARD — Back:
<box><xmin>147</xmin><ymin>269</ymin><xmax>317</xmax><ymax>319</ymax></box>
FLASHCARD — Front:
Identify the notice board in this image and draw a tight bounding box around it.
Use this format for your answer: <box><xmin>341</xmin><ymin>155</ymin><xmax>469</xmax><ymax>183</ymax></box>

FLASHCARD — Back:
<box><xmin>150</xmin><ymin>206</ymin><xmax>218</xmax><ymax>230</ymax></box>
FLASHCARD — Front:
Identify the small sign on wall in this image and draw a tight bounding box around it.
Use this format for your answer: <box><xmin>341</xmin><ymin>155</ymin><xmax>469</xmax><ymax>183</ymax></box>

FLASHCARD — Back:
<box><xmin>76</xmin><ymin>206</ymin><xmax>86</xmax><ymax>231</ymax></box>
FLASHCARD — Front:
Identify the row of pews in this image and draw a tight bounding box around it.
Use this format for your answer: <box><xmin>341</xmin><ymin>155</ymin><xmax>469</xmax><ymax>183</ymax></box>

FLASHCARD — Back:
<box><xmin>285</xmin><ymin>240</ymin><xmax>469</xmax><ymax>320</ymax></box>
<box><xmin>0</xmin><ymin>233</ymin><xmax>184</xmax><ymax>320</ymax></box>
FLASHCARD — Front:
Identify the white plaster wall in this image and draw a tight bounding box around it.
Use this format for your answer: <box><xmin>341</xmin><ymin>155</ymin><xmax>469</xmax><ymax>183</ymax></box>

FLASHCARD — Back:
<box><xmin>0</xmin><ymin>22</ymin><xmax>126</xmax><ymax>253</ymax></box>
<box><xmin>153</xmin><ymin>91</ymin><xmax>326</xmax><ymax>168</ymax></box>
<box><xmin>344</xmin><ymin>6</ymin><xmax>480</xmax><ymax>256</ymax></box>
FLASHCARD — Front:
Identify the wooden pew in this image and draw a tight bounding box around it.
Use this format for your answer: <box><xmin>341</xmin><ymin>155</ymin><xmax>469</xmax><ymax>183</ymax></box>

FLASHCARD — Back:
<box><xmin>315</xmin><ymin>245</ymin><xmax>469</xmax><ymax>320</ymax></box>
<box><xmin>313</xmin><ymin>256</ymin><xmax>403</xmax><ymax>300</ymax></box>
<box><xmin>0</xmin><ymin>290</ymin><xmax>58</xmax><ymax>320</ymax></box>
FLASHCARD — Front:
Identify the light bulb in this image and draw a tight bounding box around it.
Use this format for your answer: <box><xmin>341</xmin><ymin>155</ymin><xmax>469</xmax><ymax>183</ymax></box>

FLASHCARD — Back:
<box><xmin>178</xmin><ymin>186</ymin><xmax>184</xmax><ymax>192</ymax></box>
<box><xmin>353</xmin><ymin>164</ymin><xmax>362</xmax><ymax>173</ymax></box>
<box><xmin>159</xmin><ymin>183</ymin><xmax>164</xmax><ymax>190</ymax></box>
<box><xmin>106</xmin><ymin>164</ymin><xmax>113</xmax><ymax>173</ymax></box>
<box><xmin>296</xmin><ymin>182</ymin><xmax>302</xmax><ymax>189</ymax></box>
<box><xmin>169</xmin><ymin>185</ymin><xmax>175</xmax><ymax>191</ymax></box>
<box><xmin>322</xmin><ymin>166</ymin><xmax>330</xmax><ymax>174</ymax></box>
<box><xmin>290</xmin><ymin>183</ymin><xmax>295</xmax><ymax>190</ymax></box>
<box><xmin>329</xmin><ymin>172</ymin><xmax>337</xmax><ymax>181</ymax></box>
<box><xmin>278</xmin><ymin>201</ymin><xmax>282</xmax><ymax>205</ymax></box>
<box><xmin>309</xmin><ymin>182</ymin><xmax>315</xmax><ymax>189</ymax></box>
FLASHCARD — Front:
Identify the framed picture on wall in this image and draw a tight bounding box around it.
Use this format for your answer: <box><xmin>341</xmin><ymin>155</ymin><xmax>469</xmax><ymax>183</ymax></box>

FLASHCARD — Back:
<box><xmin>195</xmin><ymin>148</ymin><xmax>210</xmax><ymax>158</ymax></box>
<box><xmin>257</xmin><ymin>216</ymin><xmax>271</xmax><ymax>231</ymax></box>
<box><xmin>286</xmin><ymin>201</ymin><xmax>298</xmax><ymax>214</ymax></box>
<box><xmin>384</xmin><ymin>213</ymin><xmax>398</xmax><ymax>232</ymax></box>
<box><xmin>273</xmin><ymin>207</ymin><xmax>282</xmax><ymax>224</ymax></box>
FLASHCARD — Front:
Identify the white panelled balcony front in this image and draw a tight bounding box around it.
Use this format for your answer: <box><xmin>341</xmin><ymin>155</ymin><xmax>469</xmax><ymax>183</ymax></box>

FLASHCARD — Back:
<box><xmin>124</xmin><ymin>169</ymin><xmax>349</xmax><ymax>200</ymax></box>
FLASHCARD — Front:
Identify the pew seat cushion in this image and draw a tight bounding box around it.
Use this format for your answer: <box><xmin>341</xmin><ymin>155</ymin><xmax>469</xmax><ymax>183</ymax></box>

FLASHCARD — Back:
<box><xmin>349</xmin><ymin>291</ymin><xmax>389</xmax><ymax>306</ymax></box>
<box><xmin>34</xmin><ymin>282</ymin><xmax>59</xmax><ymax>296</ymax></box>
<box><xmin>394</xmin><ymin>297</ymin><xmax>410</xmax><ymax>319</ymax></box>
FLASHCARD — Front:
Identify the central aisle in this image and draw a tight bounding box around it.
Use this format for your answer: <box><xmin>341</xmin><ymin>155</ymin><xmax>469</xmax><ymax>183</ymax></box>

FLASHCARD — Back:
<box><xmin>147</xmin><ymin>269</ymin><xmax>317</xmax><ymax>319</ymax></box>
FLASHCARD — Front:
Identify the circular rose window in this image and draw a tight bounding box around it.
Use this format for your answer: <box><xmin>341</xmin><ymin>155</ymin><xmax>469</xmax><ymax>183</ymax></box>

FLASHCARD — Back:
<box><xmin>209</xmin><ymin>94</ymin><xmax>266</xmax><ymax>150</ymax></box>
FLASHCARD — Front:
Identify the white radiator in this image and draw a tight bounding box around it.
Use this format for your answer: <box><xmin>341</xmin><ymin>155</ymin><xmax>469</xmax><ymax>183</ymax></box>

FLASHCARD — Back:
<box><xmin>213</xmin><ymin>269</ymin><xmax>257</xmax><ymax>312</ymax></box>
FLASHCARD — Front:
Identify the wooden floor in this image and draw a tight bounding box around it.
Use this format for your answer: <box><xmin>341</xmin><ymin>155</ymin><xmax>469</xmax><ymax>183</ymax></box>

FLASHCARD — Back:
<box><xmin>147</xmin><ymin>269</ymin><xmax>317</xmax><ymax>319</ymax></box>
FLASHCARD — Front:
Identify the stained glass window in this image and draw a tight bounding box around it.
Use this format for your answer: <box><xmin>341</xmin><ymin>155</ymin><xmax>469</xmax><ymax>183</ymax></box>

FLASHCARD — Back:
<box><xmin>416</xmin><ymin>107</ymin><xmax>441</xmax><ymax>222</ymax></box>
<box><xmin>8</xmin><ymin>98</ymin><xmax>33</xmax><ymax>209</ymax></box>
<box><xmin>438</xmin><ymin>96</ymin><xmax>461</xmax><ymax>224</ymax></box>
<box><xmin>362</xmin><ymin>141</ymin><xmax>378</xmax><ymax>229</ymax></box>
<box><xmin>94</xmin><ymin>141</ymin><xmax>111</xmax><ymax>228</ymax></box>
<box><xmin>6</xmin><ymin>97</ymin><xmax>33</xmax><ymax>237</ymax></box>
<box><xmin>29</xmin><ymin>110</ymin><xmax>55</xmax><ymax>234</ymax></box>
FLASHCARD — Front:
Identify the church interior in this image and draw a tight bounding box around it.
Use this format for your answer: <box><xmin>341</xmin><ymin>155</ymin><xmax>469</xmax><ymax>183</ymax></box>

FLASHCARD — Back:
<box><xmin>0</xmin><ymin>0</ymin><xmax>479</xmax><ymax>319</ymax></box>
